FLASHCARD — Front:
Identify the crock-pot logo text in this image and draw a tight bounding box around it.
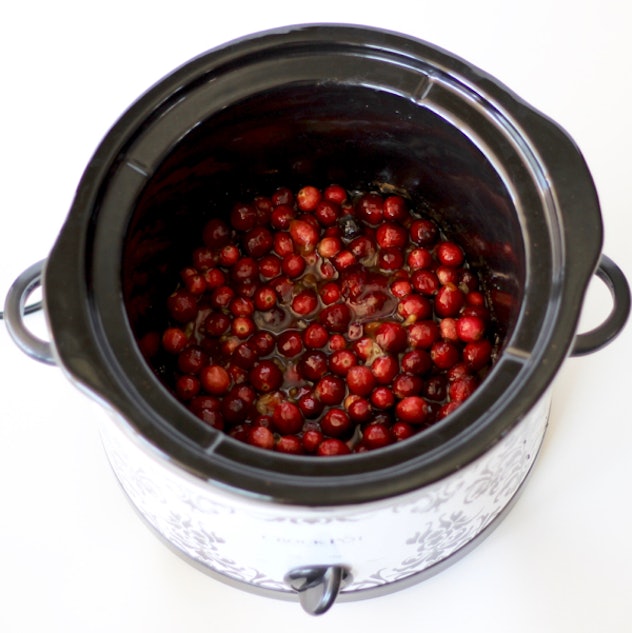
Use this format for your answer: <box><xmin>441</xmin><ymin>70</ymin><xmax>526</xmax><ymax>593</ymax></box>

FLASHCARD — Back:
<box><xmin>261</xmin><ymin>534</ymin><xmax>363</xmax><ymax>546</ymax></box>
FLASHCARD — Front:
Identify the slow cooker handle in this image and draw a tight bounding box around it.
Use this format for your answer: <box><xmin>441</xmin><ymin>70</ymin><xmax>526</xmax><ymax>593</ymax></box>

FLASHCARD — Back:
<box><xmin>2</xmin><ymin>259</ymin><xmax>56</xmax><ymax>365</ymax></box>
<box><xmin>285</xmin><ymin>565</ymin><xmax>350</xmax><ymax>615</ymax></box>
<box><xmin>571</xmin><ymin>254</ymin><xmax>630</xmax><ymax>357</ymax></box>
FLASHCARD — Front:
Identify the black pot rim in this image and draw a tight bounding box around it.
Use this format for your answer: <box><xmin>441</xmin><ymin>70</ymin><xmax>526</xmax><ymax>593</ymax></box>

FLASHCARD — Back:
<box><xmin>43</xmin><ymin>24</ymin><xmax>602</xmax><ymax>506</ymax></box>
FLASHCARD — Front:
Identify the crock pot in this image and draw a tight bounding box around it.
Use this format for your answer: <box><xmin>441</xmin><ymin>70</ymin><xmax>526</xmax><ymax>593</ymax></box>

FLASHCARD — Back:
<box><xmin>3</xmin><ymin>24</ymin><xmax>630</xmax><ymax>615</ymax></box>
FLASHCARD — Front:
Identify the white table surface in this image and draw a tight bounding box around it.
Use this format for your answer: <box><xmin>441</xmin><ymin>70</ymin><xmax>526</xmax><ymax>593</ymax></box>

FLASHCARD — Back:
<box><xmin>1</xmin><ymin>2</ymin><xmax>631</xmax><ymax>631</ymax></box>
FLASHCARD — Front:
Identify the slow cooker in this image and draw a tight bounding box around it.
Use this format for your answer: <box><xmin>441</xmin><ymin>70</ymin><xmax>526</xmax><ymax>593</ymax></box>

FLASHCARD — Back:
<box><xmin>3</xmin><ymin>25</ymin><xmax>630</xmax><ymax>615</ymax></box>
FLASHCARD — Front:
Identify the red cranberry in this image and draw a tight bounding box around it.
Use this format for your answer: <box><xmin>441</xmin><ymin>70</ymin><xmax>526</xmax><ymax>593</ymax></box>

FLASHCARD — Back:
<box><xmin>390</xmin><ymin>279</ymin><xmax>412</xmax><ymax>298</ymax></box>
<box><xmin>259</xmin><ymin>254</ymin><xmax>282</xmax><ymax>278</ymax></box>
<box><xmin>297</xmin><ymin>185</ymin><xmax>321</xmax><ymax>211</ymax></box>
<box><xmin>391</xmin><ymin>421</ymin><xmax>415</xmax><ymax>441</ymax></box>
<box><xmin>272</xmin><ymin>401</ymin><xmax>304</xmax><ymax>434</ymax></box>
<box><xmin>175</xmin><ymin>375</ymin><xmax>200</xmax><ymax>401</ymax></box>
<box><xmin>231</xmin><ymin>342</ymin><xmax>257</xmax><ymax>369</ymax></box>
<box><xmin>222</xmin><ymin>391</ymin><xmax>252</xmax><ymax>424</ymax></box>
<box><xmin>204</xmin><ymin>312</ymin><xmax>230</xmax><ymax>337</ymax></box>
<box><xmin>290</xmin><ymin>219</ymin><xmax>319</xmax><ymax>254</ymax></box>
<box><xmin>329</xmin><ymin>349</ymin><xmax>358</xmax><ymax>376</ymax></box>
<box><xmin>328</xmin><ymin>334</ymin><xmax>347</xmax><ymax>352</ymax></box>
<box><xmin>314</xmin><ymin>200</ymin><xmax>341</xmax><ymax>226</ymax></box>
<box><xmin>320</xmin><ymin>281</ymin><xmax>341</xmax><ymax>305</ymax></box>
<box><xmin>378</xmin><ymin>248</ymin><xmax>404</xmax><ymax>271</ymax></box>
<box><xmin>231</xmin><ymin>316</ymin><xmax>255</xmax><ymax>339</ymax></box>
<box><xmin>277</xmin><ymin>330</ymin><xmax>304</xmax><ymax>358</ymax></box>
<box><xmin>317</xmin><ymin>235</ymin><xmax>342</xmax><ymax>258</ymax></box>
<box><xmin>376</xmin><ymin>223</ymin><xmax>408</xmax><ymax>249</ymax></box>
<box><xmin>229</xmin><ymin>296</ymin><xmax>254</xmax><ymax>317</ymax></box>
<box><xmin>440</xmin><ymin>317</ymin><xmax>459</xmax><ymax>342</ymax></box>
<box><xmin>298</xmin><ymin>392</ymin><xmax>325</xmax><ymax>419</ymax></box>
<box><xmin>231</xmin><ymin>257</ymin><xmax>259</xmax><ymax>284</ymax></box>
<box><xmin>270</xmin><ymin>204</ymin><xmax>295</xmax><ymax>229</ymax></box>
<box><xmin>456</xmin><ymin>315</ymin><xmax>486</xmax><ymax>342</ymax></box>
<box><xmin>219</xmin><ymin>244</ymin><xmax>240</xmax><ymax>267</ymax></box>
<box><xmin>167</xmin><ymin>290</ymin><xmax>197</xmax><ymax>323</ymax></box>
<box><xmin>250</xmin><ymin>331</ymin><xmax>276</xmax><ymax>356</ymax></box>
<box><xmin>292</xmin><ymin>288</ymin><xmax>318</xmax><ymax>315</ymax></box>
<box><xmin>395</xmin><ymin>396</ymin><xmax>428</xmax><ymax>424</ymax></box>
<box><xmin>202</xmin><ymin>218</ymin><xmax>231</xmax><ymax>248</ymax></box>
<box><xmin>200</xmin><ymin>365</ymin><xmax>231</xmax><ymax>395</ymax></box>
<box><xmin>162</xmin><ymin>327</ymin><xmax>188</xmax><ymax>353</ymax></box>
<box><xmin>230</xmin><ymin>202</ymin><xmax>258</xmax><ymax>231</ymax></box>
<box><xmin>346</xmin><ymin>365</ymin><xmax>376</xmax><ymax>396</ymax></box>
<box><xmin>430</xmin><ymin>341</ymin><xmax>461</xmax><ymax>370</ymax></box>
<box><xmin>315</xmin><ymin>374</ymin><xmax>346</xmax><ymax>405</ymax></box>
<box><xmin>407</xmin><ymin>247</ymin><xmax>433</xmax><ymax>270</ymax></box>
<box><xmin>435</xmin><ymin>265</ymin><xmax>460</xmax><ymax>285</ymax></box>
<box><xmin>248</xmin><ymin>425</ymin><xmax>275</xmax><ymax>450</ymax></box>
<box><xmin>370</xmin><ymin>386</ymin><xmax>395</xmax><ymax>410</ymax></box>
<box><xmin>321</xmin><ymin>408</ymin><xmax>352</xmax><ymax>437</ymax></box>
<box><xmin>349</xmin><ymin>235</ymin><xmax>376</xmax><ymax>260</ymax></box>
<box><xmin>209</xmin><ymin>285</ymin><xmax>235</xmax><ymax>310</ymax></box>
<box><xmin>463</xmin><ymin>339</ymin><xmax>493</xmax><ymax>371</ymax></box>
<box><xmin>409</xmin><ymin>218</ymin><xmax>438</xmax><ymax>246</ymax></box>
<box><xmin>177</xmin><ymin>346</ymin><xmax>207</xmax><ymax>374</ymax></box>
<box><xmin>383</xmin><ymin>195</ymin><xmax>407</xmax><ymax>222</ymax></box>
<box><xmin>401</xmin><ymin>349</ymin><xmax>432</xmax><ymax>375</ymax></box>
<box><xmin>303</xmin><ymin>323</ymin><xmax>329</xmax><ymax>349</ymax></box>
<box><xmin>449</xmin><ymin>375</ymin><xmax>479</xmax><ymax>403</ymax></box>
<box><xmin>243</xmin><ymin>226</ymin><xmax>273</xmax><ymax>257</ymax></box>
<box><xmin>281</xmin><ymin>253</ymin><xmax>306</xmax><ymax>278</ymax></box>
<box><xmin>362</xmin><ymin>423</ymin><xmax>393</xmax><ymax>450</ymax></box>
<box><xmin>375</xmin><ymin>322</ymin><xmax>408</xmax><ymax>353</ymax></box>
<box><xmin>356</xmin><ymin>193</ymin><xmax>384</xmax><ymax>225</ymax></box>
<box><xmin>370</xmin><ymin>354</ymin><xmax>399</xmax><ymax>384</ymax></box>
<box><xmin>254</xmin><ymin>285</ymin><xmax>277</xmax><ymax>311</ymax></box>
<box><xmin>347</xmin><ymin>396</ymin><xmax>373</xmax><ymax>424</ymax></box>
<box><xmin>317</xmin><ymin>438</ymin><xmax>351</xmax><ymax>456</ymax></box>
<box><xmin>436</xmin><ymin>241</ymin><xmax>464</xmax><ymax>267</ymax></box>
<box><xmin>319</xmin><ymin>303</ymin><xmax>352</xmax><ymax>333</ymax></box>
<box><xmin>324</xmin><ymin>184</ymin><xmax>347</xmax><ymax>204</ymax></box>
<box><xmin>332</xmin><ymin>250</ymin><xmax>357</xmax><ymax>271</ymax></box>
<box><xmin>302</xmin><ymin>429</ymin><xmax>324</xmax><ymax>453</ymax></box>
<box><xmin>184</xmin><ymin>273</ymin><xmax>206</xmax><ymax>295</ymax></box>
<box><xmin>274</xmin><ymin>232</ymin><xmax>294</xmax><ymax>257</ymax></box>
<box><xmin>297</xmin><ymin>350</ymin><xmax>329</xmax><ymax>381</ymax></box>
<box><xmin>249</xmin><ymin>360</ymin><xmax>283</xmax><ymax>393</ymax></box>
<box><xmin>272</xmin><ymin>186</ymin><xmax>294</xmax><ymax>206</ymax></box>
<box><xmin>398</xmin><ymin>294</ymin><xmax>432</xmax><ymax>321</ymax></box>
<box><xmin>275</xmin><ymin>435</ymin><xmax>304</xmax><ymax>455</ymax></box>
<box><xmin>392</xmin><ymin>373</ymin><xmax>424</xmax><ymax>399</ymax></box>
<box><xmin>434</xmin><ymin>284</ymin><xmax>466</xmax><ymax>317</ymax></box>
<box><xmin>411</xmin><ymin>270</ymin><xmax>440</xmax><ymax>296</ymax></box>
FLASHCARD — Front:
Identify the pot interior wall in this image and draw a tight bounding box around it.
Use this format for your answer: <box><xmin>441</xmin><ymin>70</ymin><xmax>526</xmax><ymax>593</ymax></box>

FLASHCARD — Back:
<box><xmin>122</xmin><ymin>83</ymin><xmax>525</xmax><ymax>420</ymax></box>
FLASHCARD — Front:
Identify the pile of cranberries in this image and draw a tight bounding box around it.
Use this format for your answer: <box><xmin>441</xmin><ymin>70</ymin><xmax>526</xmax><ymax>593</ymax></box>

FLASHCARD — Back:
<box><xmin>138</xmin><ymin>184</ymin><xmax>495</xmax><ymax>456</ymax></box>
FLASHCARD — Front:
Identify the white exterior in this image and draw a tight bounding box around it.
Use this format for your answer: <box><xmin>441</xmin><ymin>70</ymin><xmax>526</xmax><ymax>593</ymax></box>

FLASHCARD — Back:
<box><xmin>99</xmin><ymin>393</ymin><xmax>550</xmax><ymax>596</ymax></box>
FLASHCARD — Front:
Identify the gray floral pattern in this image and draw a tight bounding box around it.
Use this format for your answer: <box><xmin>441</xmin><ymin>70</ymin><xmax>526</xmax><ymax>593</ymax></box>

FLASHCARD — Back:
<box><xmin>99</xmin><ymin>393</ymin><xmax>550</xmax><ymax>594</ymax></box>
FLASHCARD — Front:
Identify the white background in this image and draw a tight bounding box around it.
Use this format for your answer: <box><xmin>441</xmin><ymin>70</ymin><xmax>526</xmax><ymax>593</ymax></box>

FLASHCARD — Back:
<box><xmin>1</xmin><ymin>1</ymin><xmax>631</xmax><ymax>631</ymax></box>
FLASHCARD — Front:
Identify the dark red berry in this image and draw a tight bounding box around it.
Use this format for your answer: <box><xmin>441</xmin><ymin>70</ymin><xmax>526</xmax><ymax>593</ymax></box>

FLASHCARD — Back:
<box><xmin>249</xmin><ymin>360</ymin><xmax>283</xmax><ymax>393</ymax></box>
<box><xmin>272</xmin><ymin>401</ymin><xmax>304</xmax><ymax>435</ymax></box>
<box><xmin>395</xmin><ymin>396</ymin><xmax>427</xmax><ymax>424</ymax></box>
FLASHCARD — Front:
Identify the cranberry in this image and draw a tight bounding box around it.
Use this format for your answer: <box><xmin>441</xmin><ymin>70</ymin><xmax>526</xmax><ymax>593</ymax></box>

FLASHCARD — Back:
<box><xmin>298</xmin><ymin>392</ymin><xmax>325</xmax><ymax>419</ymax></box>
<box><xmin>250</xmin><ymin>331</ymin><xmax>276</xmax><ymax>356</ymax></box>
<box><xmin>434</xmin><ymin>284</ymin><xmax>466</xmax><ymax>317</ymax></box>
<box><xmin>275</xmin><ymin>435</ymin><xmax>304</xmax><ymax>454</ymax></box>
<box><xmin>362</xmin><ymin>423</ymin><xmax>393</xmax><ymax>450</ymax></box>
<box><xmin>370</xmin><ymin>354</ymin><xmax>399</xmax><ymax>384</ymax></box>
<box><xmin>231</xmin><ymin>342</ymin><xmax>257</xmax><ymax>369</ymax></box>
<box><xmin>319</xmin><ymin>303</ymin><xmax>352</xmax><ymax>333</ymax></box>
<box><xmin>209</xmin><ymin>285</ymin><xmax>235</xmax><ymax>310</ymax></box>
<box><xmin>229</xmin><ymin>296</ymin><xmax>254</xmax><ymax>317</ymax></box>
<box><xmin>291</xmin><ymin>289</ymin><xmax>318</xmax><ymax>315</ymax></box>
<box><xmin>297</xmin><ymin>185</ymin><xmax>321</xmax><ymax>211</ymax></box>
<box><xmin>274</xmin><ymin>232</ymin><xmax>294</xmax><ymax>257</ymax></box>
<box><xmin>463</xmin><ymin>339</ymin><xmax>493</xmax><ymax>371</ymax></box>
<box><xmin>302</xmin><ymin>429</ymin><xmax>324</xmax><ymax>453</ymax></box>
<box><xmin>277</xmin><ymin>330</ymin><xmax>304</xmax><ymax>358</ymax></box>
<box><xmin>271</xmin><ymin>186</ymin><xmax>294</xmax><ymax>206</ymax></box>
<box><xmin>391</xmin><ymin>421</ymin><xmax>415</xmax><ymax>441</ymax></box>
<box><xmin>349</xmin><ymin>235</ymin><xmax>376</xmax><ymax>260</ymax></box>
<box><xmin>248</xmin><ymin>425</ymin><xmax>275</xmax><ymax>450</ymax></box>
<box><xmin>356</xmin><ymin>193</ymin><xmax>384</xmax><ymax>225</ymax></box>
<box><xmin>323</xmin><ymin>184</ymin><xmax>347</xmax><ymax>204</ymax></box>
<box><xmin>219</xmin><ymin>244</ymin><xmax>240</xmax><ymax>267</ymax></box>
<box><xmin>254</xmin><ymin>285</ymin><xmax>277</xmax><ymax>311</ymax></box>
<box><xmin>378</xmin><ymin>248</ymin><xmax>404</xmax><ymax>271</ymax></box>
<box><xmin>456</xmin><ymin>315</ymin><xmax>486</xmax><ymax>342</ymax></box>
<box><xmin>320</xmin><ymin>281</ymin><xmax>341</xmax><ymax>305</ymax></box>
<box><xmin>436</xmin><ymin>241</ymin><xmax>464</xmax><ymax>267</ymax></box>
<box><xmin>259</xmin><ymin>254</ymin><xmax>282</xmax><ymax>278</ymax></box>
<box><xmin>317</xmin><ymin>438</ymin><xmax>351</xmax><ymax>456</ymax></box>
<box><xmin>290</xmin><ymin>219</ymin><xmax>319</xmax><ymax>254</ymax></box>
<box><xmin>409</xmin><ymin>218</ymin><xmax>438</xmax><ymax>246</ymax></box>
<box><xmin>332</xmin><ymin>250</ymin><xmax>357</xmax><ymax>271</ymax></box>
<box><xmin>138</xmin><ymin>332</ymin><xmax>160</xmax><ymax>359</ymax></box>
<box><xmin>370</xmin><ymin>386</ymin><xmax>395</xmax><ymax>410</ymax></box>
<box><xmin>383</xmin><ymin>195</ymin><xmax>407</xmax><ymax>222</ymax></box>
<box><xmin>272</xmin><ymin>401</ymin><xmax>304</xmax><ymax>434</ymax></box>
<box><xmin>430</xmin><ymin>341</ymin><xmax>461</xmax><ymax>370</ymax></box>
<box><xmin>449</xmin><ymin>375</ymin><xmax>479</xmax><ymax>403</ymax></box>
<box><xmin>347</xmin><ymin>396</ymin><xmax>373</xmax><ymax>424</ymax></box>
<box><xmin>398</xmin><ymin>294</ymin><xmax>432</xmax><ymax>321</ymax></box>
<box><xmin>321</xmin><ymin>408</ymin><xmax>352</xmax><ymax>437</ymax></box>
<box><xmin>329</xmin><ymin>349</ymin><xmax>358</xmax><ymax>376</ymax></box>
<box><xmin>401</xmin><ymin>349</ymin><xmax>432</xmax><ymax>375</ymax></box>
<box><xmin>230</xmin><ymin>202</ymin><xmax>258</xmax><ymax>231</ymax></box>
<box><xmin>162</xmin><ymin>327</ymin><xmax>188</xmax><ymax>353</ymax></box>
<box><xmin>392</xmin><ymin>373</ymin><xmax>424</xmax><ymax>399</ymax></box>
<box><xmin>175</xmin><ymin>375</ymin><xmax>200</xmax><ymax>401</ymax></box>
<box><xmin>270</xmin><ymin>204</ymin><xmax>295</xmax><ymax>229</ymax></box>
<box><xmin>297</xmin><ymin>350</ymin><xmax>329</xmax><ymax>381</ymax></box>
<box><xmin>315</xmin><ymin>374</ymin><xmax>346</xmax><ymax>405</ymax></box>
<box><xmin>200</xmin><ymin>365</ymin><xmax>231</xmax><ymax>395</ymax></box>
<box><xmin>177</xmin><ymin>346</ymin><xmax>207</xmax><ymax>374</ymax></box>
<box><xmin>317</xmin><ymin>235</ymin><xmax>342</xmax><ymax>258</ymax></box>
<box><xmin>376</xmin><ymin>223</ymin><xmax>408</xmax><ymax>249</ymax></box>
<box><xmin>346</xmin><ymin>365</ymin><xmax>376</xmax><ymax>396</ymax></box>
<box><xmin>375</xmin><ymin>322</ymin><xmax>408</xmax><ymax>353</ymax></box>
<box><xmin>202</xmin><ymin>218</ymin><xmax>231</xmax><ymax>248</ymax></box>
<box><xmin>231</xmin><ymin>257</ymin><xmax>259</xmax><ymax>284</ymax></box>
<box><xmin>167</xmin><ymin>290</ymin><xmax>197</xmax><ymax>323</ymax></box>
<box><xmin>411</xmin><ymin>270</ymin><xmax>440</xmax><ymax>295</ymax></box>
<box><xmin>390</xmin><ymin>279</ymin><xmax>412</xmax><ymax>298</ymax></box>
<box><xmin>328</xmin><ymin>334</ymin><xmax>347</xmax><ymax>352</ymax></box>
<box><xmin>222</xmin><ymin>391</ymin><xmax>252</xmax><ymax>424</ymax></box>
<box><xmin>314</xmin><ymin>200</ymin><xmax>340</xmax><ymax>226</ymax></box>
<box><xmin>249</xmin><ymin>360</ymin><xmax>283</xmax><ymax>393</ymax></box>
<box><xmin>303</xmin><ymin>323</ymin><xmax>329</xmax><ymax>349</ymax></box>
<box><xmin>440</xmin><ymin>317</ymin><xmax>459</xmax><ymax>342</ymax></box>
<box><xmin>231</xmin><ymin>316</ymin><xmax>255</xmax><ymax>339</ymax></box>
<box><xmin>281</xmin><ymin>253</ymin><xmax>306</xmax><ymax>278</ymax></box>
<box><xmin>395</xmin><ymin>396</ymin><xmax>427</xmax><ymax>424</ymax></box>
<box><xmin>243</xmin><ymin>226</ymin><xmax>273</xmax><ymax>257</ymax></box>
